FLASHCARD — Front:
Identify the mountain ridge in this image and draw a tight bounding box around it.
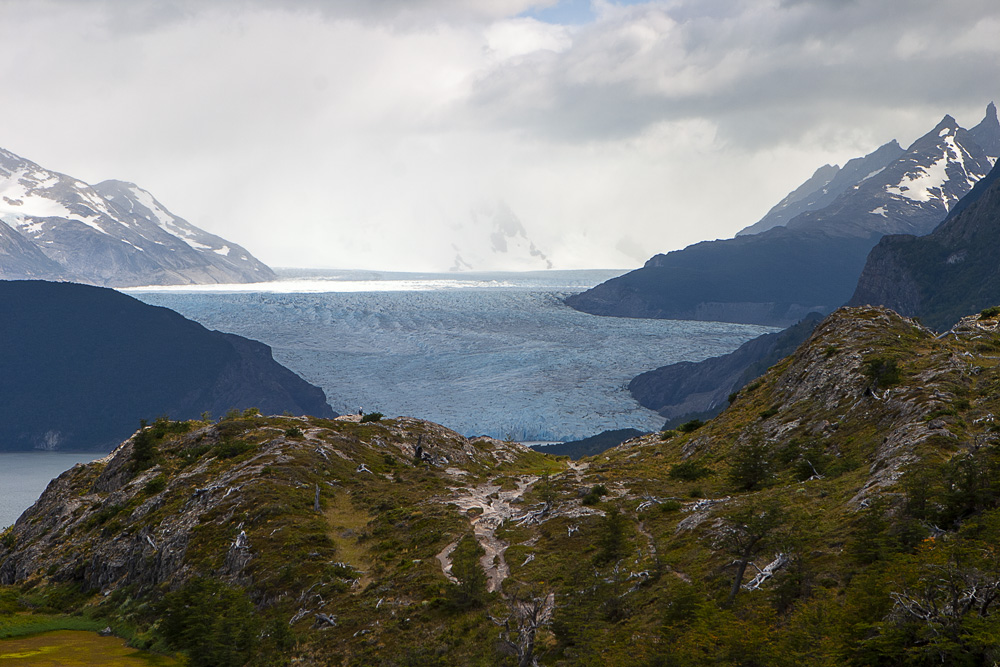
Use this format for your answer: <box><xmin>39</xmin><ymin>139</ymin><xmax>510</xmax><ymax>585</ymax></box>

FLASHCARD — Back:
<box><xmin>0</xmin><ymin>147</ymin><xmax>275</xmax><ymax>286</ymax></box>
<box><xmin>567</xmin><ymin>104</ymin><xmax>999</xmax><ymax>326</ymax></box>
<box><xmin>0</xmin><ymin>280</ymin><xmax>334</xmax><ymax>451</ymax></box>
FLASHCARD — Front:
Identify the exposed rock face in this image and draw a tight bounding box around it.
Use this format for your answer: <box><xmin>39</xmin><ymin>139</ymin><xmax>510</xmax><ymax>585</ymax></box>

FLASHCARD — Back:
<box><xmin>0</xmin><ymin>280</ymin><xmax>334</xmax><ymax>451</ymax></box>
<box><xmin>0</xmin><ymin>147</ymin><xmax>275</xmax><ymax>286</ymax></box>
<box><xmin>568</xmin><ymin>105</ymin><xmax>1000</xmax><ymax>327</ymax></box>
<box><xmin>849</xmin><ymin>161</ymin><xmax>1000</xmax><ymax>331</ymax></box>
<box><xmin>737</xmin><ymin>140</ymin><xmax>905</xmax><ymax>237</ymax></box>
<box><xmin>629</xmin><ymin>313</ymin><xmax>823</xmax><ymax>424</ymax></box>
<box><xmin>969</xmin><ymin>101</ymin><xmax>1000</xmax><ymax>161</ymax></box>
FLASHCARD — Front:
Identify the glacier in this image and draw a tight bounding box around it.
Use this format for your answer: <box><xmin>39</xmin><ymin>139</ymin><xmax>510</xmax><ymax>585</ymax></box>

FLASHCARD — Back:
<box><xmin>127</xmin><ymin>270</ymin><xmax>776</xmax><ymax>442</ymax></box>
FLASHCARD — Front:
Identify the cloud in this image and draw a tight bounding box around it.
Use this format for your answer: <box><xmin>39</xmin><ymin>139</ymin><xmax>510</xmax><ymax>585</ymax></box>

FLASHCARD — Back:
<box><xmin>0</xmin><ymin>0</ymin><xmax>997</xmax><ymax>271</ymax></box>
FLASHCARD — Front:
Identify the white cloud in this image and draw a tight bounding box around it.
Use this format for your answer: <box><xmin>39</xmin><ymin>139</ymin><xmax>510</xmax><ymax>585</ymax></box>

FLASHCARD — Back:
<box><xmin>0</xmin><ymin>0</ymin><xmax>997</xmax><ymax>271</ymax></box>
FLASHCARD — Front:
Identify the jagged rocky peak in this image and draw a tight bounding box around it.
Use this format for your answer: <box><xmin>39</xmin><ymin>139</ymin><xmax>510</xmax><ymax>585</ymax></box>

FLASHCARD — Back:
<box><xmin>783</xmin><ymin>112</ymin><xmax>994</xmax><ymax>238</ymax></box>
<box><xmin>0</xmin><ymin>146</ymin><xmax>275</xmax><ymax>286</ymax></box>
<box><xmin>969</xmin><ymin>101</ymin><xmax>1000</xmax><ymax>161</ymax></box>
<box><xmin>737</xmin><ymin>139</ymin><xmax>906</xmax><ymax>237</ymax></box>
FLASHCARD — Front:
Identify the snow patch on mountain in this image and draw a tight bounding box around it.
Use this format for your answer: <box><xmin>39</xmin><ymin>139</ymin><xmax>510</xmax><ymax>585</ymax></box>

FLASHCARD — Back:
<box><xmin>449</xmin><ymin>201</ymin><xmax>553</xmax><ymax>272</ymax></box>
<box><xmin>0</xmin><ymin>147</ymin><xmax>276</xmax><ymax>286</ymax></box>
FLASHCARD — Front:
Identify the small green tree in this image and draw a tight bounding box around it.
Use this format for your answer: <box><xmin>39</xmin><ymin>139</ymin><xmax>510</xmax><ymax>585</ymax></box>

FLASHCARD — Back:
<box><xmin>863</xmin><ymin>356</ymin><xmax>901</xmax><ymax>389</ymax></box>
<box><xmin>160</xmin><ymin>578</ymin><xmax>260</xmax><ymax>667</ymax></box>
<box><xmin>449</xmin><ymin>534</ymin><xmax>488</xmax><ymax>609</ymax></box>
<box><xmin>593</xmin><ymin>507</ymin><xmax>629</xmax><ymax>567</ymax></box>
<box><xmin>728</xmin><ymin>435</ymin><xmax>774</xmax><ymax>491</ymax></box>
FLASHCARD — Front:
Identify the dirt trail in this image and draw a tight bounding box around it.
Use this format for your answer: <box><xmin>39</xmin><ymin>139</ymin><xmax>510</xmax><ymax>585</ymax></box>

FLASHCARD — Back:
<box><xmin>442</xmin><ymin>477</ymin><xmax>537</xmax><ymax>592</ymax></box>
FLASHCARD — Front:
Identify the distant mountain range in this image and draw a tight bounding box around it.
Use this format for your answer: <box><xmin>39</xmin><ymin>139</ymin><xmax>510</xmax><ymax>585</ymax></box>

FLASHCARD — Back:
<box><xmin>567</xmin><ymin>103</ymin><xmax>1000</xmax><ymax>327</ymax></box>
<box><xmin>451</xmin><ymin>201</ymin><xmax>553</xmax><ymax>272</ymax></box>
<box><xmin>0</xmin><ymin>280</ymin><xmax>334</xmax><ymax>451</ymax></box>
<box><xmin>0</xmin><ymin>147</ymin><xmax>275</xmax><ymax>286</ymax></box>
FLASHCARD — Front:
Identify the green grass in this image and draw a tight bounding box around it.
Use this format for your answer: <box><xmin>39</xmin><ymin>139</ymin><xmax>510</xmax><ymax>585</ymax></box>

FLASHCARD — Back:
<box><xmin>0</xmin><ymin>614</ymin><xmax>106</xmax><ymax>639</ymax></box>
<box><xmin>0</xmin><ymin>629</ymin><xmax>181</xmax><ymax>666</ymax></box>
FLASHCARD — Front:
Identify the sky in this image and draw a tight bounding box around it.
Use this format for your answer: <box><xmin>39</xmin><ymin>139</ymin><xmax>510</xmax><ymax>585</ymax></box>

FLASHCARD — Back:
<box><xmin>0</xmin><ymin>0</ymin><xmax>998</xmax><ymax>272</ymax></box>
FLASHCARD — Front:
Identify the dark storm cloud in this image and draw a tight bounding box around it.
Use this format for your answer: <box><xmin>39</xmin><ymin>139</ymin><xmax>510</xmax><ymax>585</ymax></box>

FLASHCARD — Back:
<box><xmin>0</xmin><ymin>0</ymin><xmax>996</xmax><ymax>270</ymax></box>
<box><xmin>467</xmin><ymin>0</ymin><xmax>1000</xmax><ymax>147</ymax></box>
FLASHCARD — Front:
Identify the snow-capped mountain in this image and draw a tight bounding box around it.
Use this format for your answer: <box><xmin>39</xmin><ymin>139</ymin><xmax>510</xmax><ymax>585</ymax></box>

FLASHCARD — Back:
<box><xmin>567</xmin><ymin>103</ymin><xmax>1000</xmax><ymax>327</ymax></box>
<box><xmin>784</xmin><ymin>113</ymin><xmax>996</xmax><ymax>237</ymax></box>
<box><xmin>737</xmin><ymin>141</ymin><xmax>905</xmax><ymax>236</ymax></box>
<box><xmin>0</xmin><ymin>147</ymin><xmax>275</xmax><ymax>286</ymax></box>
<box><xmin>450</xmin><ymin>201</ymin><xmax>552</xmax><ymax>271</ymax></box>
<box><xmin>740</xmin><ymin>104</ymin><xmax>998</xmax><ymax>240</ymax></box>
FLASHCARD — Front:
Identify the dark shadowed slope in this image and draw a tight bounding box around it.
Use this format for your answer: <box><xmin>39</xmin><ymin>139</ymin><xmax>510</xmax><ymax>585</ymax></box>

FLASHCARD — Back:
<box><xmin>850</xmin><ymin>161</ymin><xmax>1000</xmax><ymax>331</ymax></box>
<box><xmin>568</xmin><ymin>107</ymin><xmax>998</xmax><ymax>327</ymax></box>
<box><xmin>629</xmin><ymin>313</ymin><xmax>823</xmax><ymax>424</ymax></box>
<box><xmin>0</xmin><ymin>280</ymin><xmax>334</xmax><ymax>451</ymax></box>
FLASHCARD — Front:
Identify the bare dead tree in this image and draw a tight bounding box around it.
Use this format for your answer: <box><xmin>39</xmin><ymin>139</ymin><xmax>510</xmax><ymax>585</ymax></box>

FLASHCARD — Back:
<box><xmin>490</xmin><ymin>591</ymin><xmax>555</xmax><ymax>667</ymax></box>
<box><xmin>716</xmin><ymin>501</ymin><xmax>783</xmax><ymax>606</ymax></box>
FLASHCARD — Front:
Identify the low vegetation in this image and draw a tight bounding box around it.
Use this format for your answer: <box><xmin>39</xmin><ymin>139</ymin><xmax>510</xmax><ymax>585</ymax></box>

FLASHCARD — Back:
<box><xmin>6</xmin><ymin>306</ymin><xmax>1000</xmax><ymax>665</ymax></box>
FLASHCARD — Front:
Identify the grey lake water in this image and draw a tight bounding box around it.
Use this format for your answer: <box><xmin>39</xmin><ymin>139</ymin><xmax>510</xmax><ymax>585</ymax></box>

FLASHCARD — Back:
<box><xmin>0</xmin><ymin>452</ymin><xmax>104</xmax><ymax>530</ymax></box>
<box><xmin>1</xmin><ymin>269</ymin><xmax>776</xmax><ymax>530</ymax></box>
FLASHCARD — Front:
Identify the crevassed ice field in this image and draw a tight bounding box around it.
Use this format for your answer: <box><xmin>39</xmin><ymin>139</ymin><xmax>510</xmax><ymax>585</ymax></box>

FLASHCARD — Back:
<box><xmin>127</xmin><ymin>270</ymin><xmax>776</xmax><ymax>443</ymax></box>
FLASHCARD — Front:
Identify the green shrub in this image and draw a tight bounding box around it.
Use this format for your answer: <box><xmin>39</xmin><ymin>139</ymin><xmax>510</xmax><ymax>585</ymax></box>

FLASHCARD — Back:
<box><xmin>980</xmin><ymin>306</ymin><xmax>1000</xmax><ymax>320</ymax></box>
<box><xmin>448</xmin><ymin>535</ymin><xmax>489</xmax><ymax>610</ymax></box>
<box><xmin>677</xmin><ymin>419</ymin><xmax>705</xmax><ymax>433</ymax></box>
<box><xmin>284</xmin><ymin>427</ymin><xmax>304</xmax><ymax>438</ymax></box>
<box><xmin>132</xmin><ymin>417</ymin><xmax>191</xmax><ymax>472</ymax></box>
<box><xmin>668</xmin><ymin>460</ymin><xmax>713</xmax><ymax>481</ymax></box>
<box><xmin>593</xmin><ymin>507</ymin><xmax>628</xmax><ymax>566</ymax></box>
<box><xmin>360</xmin><ymin>412</ymin><xmax>384</xmax><ymax>423</ymax></box>
<box><xmin>728</xmin><ymin>436</ymin><xmax>774</xmax><ymax>492</ymax></box>
<box><xmin>863</xmin><ymin>356</ymin><xmax>901</xmax><ymax>388</ymax></box>
<box><xmin>659</xmin><ymin>500</ymin><xmax>683</xmax><ymax>513</ymax></box>
<box><xmin>213</xmin><ymin>440</ymin><xmax>255</xmax><ymax>459</ymax></box>
<box><xmin>0</xmin><ymin>526</ymin><xmax>15</xmax><ymax>550</ymax></box>
<box><xmin>85</xmin><ymin>503</ymin><xmax>125</xmax><ymax>529</ymax></box>
<box><xmin>759</xmin><ymin>405</ymin><xmax>780</xmax><ymax>419</ymax></box>
<box><xmin>659</xmin><ymin>430</ymin><xmax>676</xmax><ymax>440</ymax></box>
<box><xmin>143</xmin><ymin>474</ymin><xmax>167</xmax><ymax>496</ymax></box>
<box><xmin>582</xmin><ymin>484</ymin><xmax>609</xmax><ymax>506</ymax></box>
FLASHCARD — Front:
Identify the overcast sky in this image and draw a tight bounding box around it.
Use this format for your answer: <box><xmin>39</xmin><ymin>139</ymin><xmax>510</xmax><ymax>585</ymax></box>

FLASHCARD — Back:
<box><xmin>1</xmin><ymin>0</ymin><xmax>997</xmax><ymax>271</ymax></box>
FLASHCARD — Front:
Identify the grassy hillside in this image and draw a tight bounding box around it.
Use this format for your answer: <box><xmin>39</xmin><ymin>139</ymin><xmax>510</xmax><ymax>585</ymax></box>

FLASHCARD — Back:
<box><xmin>5</xmin><ymin>305</ymin><xmax>1000</xmax><ymax>665</ymax></box>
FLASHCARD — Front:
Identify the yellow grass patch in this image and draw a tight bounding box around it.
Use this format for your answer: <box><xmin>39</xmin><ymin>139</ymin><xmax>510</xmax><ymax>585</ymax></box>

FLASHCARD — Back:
<box><xmin>324</xmin><ymin>490</ymin><xmax>373</xmax><ymax>589</ymax></box>
<box><xmin>0</xmin><ymin>630</ymin><xmax>180</xmax><ymax>666</ymax></box>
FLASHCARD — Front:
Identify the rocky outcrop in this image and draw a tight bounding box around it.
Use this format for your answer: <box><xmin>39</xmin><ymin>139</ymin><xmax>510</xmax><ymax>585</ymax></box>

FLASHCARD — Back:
<box><xmin>0</xmin><ymin>280</ymin><xmax>334</xmax><ymax>451</ymax></box>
